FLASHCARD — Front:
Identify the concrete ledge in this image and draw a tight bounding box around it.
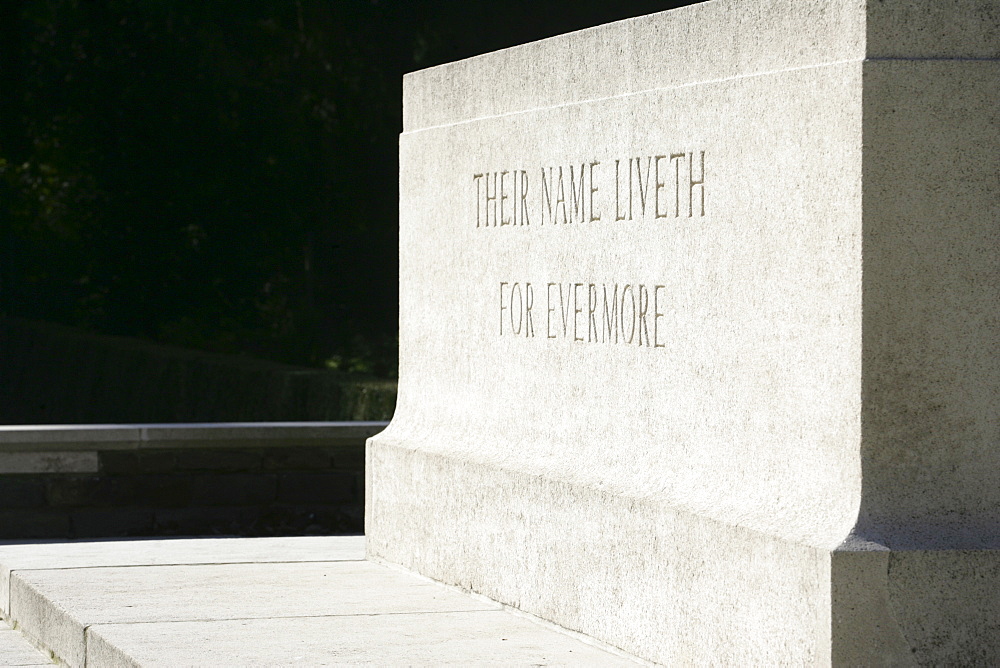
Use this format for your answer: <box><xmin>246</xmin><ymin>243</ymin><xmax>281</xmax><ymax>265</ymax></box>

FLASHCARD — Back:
<box><xmin>0</xmin><ymin>452</ymin><xmax>98</xmax><ymax>474</ymax></box>
<box><xmin>0</xmin><ymin>422</ymin><xmax>388</xmax><ymax>453</ymax></box>
<box><xmin>0</xmin><ymin>424</ymin><xmax>385</xmax><ymax>540</ymax></box>
<box><xmin>0</xmin><ymin>536</ymin><xmax>636</xmax><ymax>667</ymax></box>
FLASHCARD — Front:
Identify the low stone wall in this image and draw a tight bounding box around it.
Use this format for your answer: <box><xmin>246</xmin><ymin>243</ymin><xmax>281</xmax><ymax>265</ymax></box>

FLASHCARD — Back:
<box><xmin>0</xmin><ymin>423</ymin><xmax>385</xmax><ymax>539</ymax></box>
<box><xmin>0</xmin><ymin>317</ymin><xmax>396</xmax><ymax>423</ymax></box>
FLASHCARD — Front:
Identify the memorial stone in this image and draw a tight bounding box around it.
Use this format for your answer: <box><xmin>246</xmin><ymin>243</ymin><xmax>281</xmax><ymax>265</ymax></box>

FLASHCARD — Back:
<box><xmin>368</xmin><ymin>0</ymin><xmax>1000</xmax><ymax>663</ymax></box>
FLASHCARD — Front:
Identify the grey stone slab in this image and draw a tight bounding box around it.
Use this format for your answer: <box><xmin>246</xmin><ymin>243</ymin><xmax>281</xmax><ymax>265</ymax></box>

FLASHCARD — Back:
<box><xmin>86</xmin><ymin>612</ymin><xmax>636</xmax><ymax>667</ymax></box>
<box><xmin>141</xmin><ymin>421</ymin><xmax>387</xmax><ymax>447</ymax></box>
<box><xmin>0</xmin><ymin>623</ymin><xmax>53</xmax><ymax>666</ymax></box>
<box><xmin>0</xmin><ymin>422</ymin><xmax>388</xmax><ymax>453</ymax></box>
<box><xmin>0</xmin><ymin>452</ymin><xmax>98</xmax><ymax>474</ymax></box>
<box><xmin>0</xmin><ymin>426</ymin><xmax>142</xmax><ymax>452</ymax></box>
<box><xmin>11</xmin><ymin>560</ymin><xmax>497</xmax><ymax>668</ymax></box>
<box><xmin>0</xmin><ymin>536</ymin><xmax>365</xmax><ymax>614</ymax></box>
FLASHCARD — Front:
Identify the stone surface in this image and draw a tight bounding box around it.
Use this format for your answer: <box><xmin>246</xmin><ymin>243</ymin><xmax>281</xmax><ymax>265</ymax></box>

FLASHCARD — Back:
<box><xmin>0</xmin><ymin>535</ymin><xmax>365</xmax><ymax>614</ymax></box>
<box><xmin>0</xmin><ymin>621</ymin><xmax>53</xmax><ymax>666</ymax></box>
<box><xmin>369</xmin><ymin>0</ymin><xmax>999</xmax><ymax>663</ymax></box>
<box><xmin>85</xmin><ymin>612</ymin><xmax>631</xmax><ymax>667</ymax></box>
<box><xmin>0</xmin><ymin>536</ymin><xmax>633</xmax><ymax>667</ymax></box>
<box><xmin>12</xmin><ymin>561</ymin><xmax>497</xmax><ymax>666</ymax></box>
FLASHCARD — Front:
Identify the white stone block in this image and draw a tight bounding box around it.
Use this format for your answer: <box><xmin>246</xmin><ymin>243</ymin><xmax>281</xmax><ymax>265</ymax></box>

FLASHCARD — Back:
<box><xmin>369</xmin><ymin>0</ymin><xmax>1000</xmax><ymax>663</ymax></box>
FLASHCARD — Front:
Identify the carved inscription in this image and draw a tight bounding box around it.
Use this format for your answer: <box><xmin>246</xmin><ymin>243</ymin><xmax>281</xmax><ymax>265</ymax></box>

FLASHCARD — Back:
<box><xmin>474</xmin><ymin>151</ymin><xmax>705</xmax><ymax>227</ymax></box>
<box><xmin>479</xmin><ymin>152</ymin><xmax>703</xmax><ymax>348</ymax></box>
<box><xmin>499</xmin><ymin>281</ymin><xmax>667</xmax><ymax>348</ymax></box>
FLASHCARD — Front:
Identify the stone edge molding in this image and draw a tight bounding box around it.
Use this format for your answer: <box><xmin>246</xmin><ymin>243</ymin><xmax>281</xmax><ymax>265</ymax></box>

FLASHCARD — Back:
<box><xmin>403</xmin><ymin>0</ymin><xmax>1000</xmax><ymax>133</ymax></box>
<box><xmin>369</xmin><ymin>0</ymin><xmax>1000</xmax><ymax>664</ymax></box>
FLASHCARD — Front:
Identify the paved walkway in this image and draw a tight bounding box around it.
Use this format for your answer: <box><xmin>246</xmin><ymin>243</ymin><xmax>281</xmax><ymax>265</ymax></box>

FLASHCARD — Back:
<box><xmin>0</xmin><ymin>536</ymin><xmax>638</xmax><ymax>667</ymax></box>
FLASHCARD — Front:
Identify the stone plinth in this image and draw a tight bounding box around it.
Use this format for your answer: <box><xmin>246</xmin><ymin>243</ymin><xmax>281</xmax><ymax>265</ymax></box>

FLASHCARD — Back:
<box><xmin>368</xmin><ymin>1</ymin><xmax>1000</xmax><ymax>663</ymax></box>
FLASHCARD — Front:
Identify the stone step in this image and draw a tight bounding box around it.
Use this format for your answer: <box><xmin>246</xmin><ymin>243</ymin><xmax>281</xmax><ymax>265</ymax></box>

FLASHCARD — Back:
<box><xmin>0</xmin><ymin>620</ymin><xmax>55</xmax><ymax>666</ymax></box>
<box><xmin>0</xmin><ymin>536</ymin><xmax>640</xmax><ymax>667</ymax></box>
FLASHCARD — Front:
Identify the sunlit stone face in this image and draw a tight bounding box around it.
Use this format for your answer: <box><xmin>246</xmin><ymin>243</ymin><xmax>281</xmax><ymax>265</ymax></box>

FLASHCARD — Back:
<box><xmin>370</xmin><ymin>1</ymin><xmax>1000</xmax><ymax>663</ymax></box>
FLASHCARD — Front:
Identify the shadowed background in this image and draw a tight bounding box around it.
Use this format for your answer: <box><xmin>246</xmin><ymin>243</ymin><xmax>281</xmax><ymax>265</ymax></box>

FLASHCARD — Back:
<box><xmin>0</xmin><ymin>0</ymin><xmax>692</xmax><ymax>409</ymax></box>
<box><xmin>0</xmin><ymin>0</ymin><xmax>692</xmax><ymax>538</ymax></box>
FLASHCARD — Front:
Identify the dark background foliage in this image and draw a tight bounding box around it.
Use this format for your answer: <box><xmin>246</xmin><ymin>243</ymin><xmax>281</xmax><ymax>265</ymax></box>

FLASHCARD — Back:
<box><xmin>0</xmin><ymin>0</ymin><xmax>692</xmax><ymax>377</ymax></box>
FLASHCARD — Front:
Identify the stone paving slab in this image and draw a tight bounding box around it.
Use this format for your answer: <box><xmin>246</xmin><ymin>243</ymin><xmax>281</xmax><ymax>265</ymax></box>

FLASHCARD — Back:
<box><xmin>86</xmin><ymin>612</ymin><xmax>630</xmax><ymax>667</ymax></box>
<box><xmin>0</xmin><ymin>535</ymin><xmax>366</xmax><ymax>614</ymax></box>
<box><xmin>0</xmin><ymin>537</ymin><xmax>636</xmax><ymax>667</ymax></box>
<box><xmin>0</xmin><ymin>621</ymin><xmax>53</xmax><ymax>666</ymax></box>
<box><xmin>13</xmin><ymin>560</ymin><xmax>499</xmax><ymax>667</ymax></box>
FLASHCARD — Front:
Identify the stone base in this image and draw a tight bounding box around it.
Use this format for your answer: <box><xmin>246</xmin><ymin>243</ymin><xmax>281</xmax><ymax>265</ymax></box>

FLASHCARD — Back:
<box><xmin>367</xmin><ymin>437</ymin><xmax>1000</xmax><ymax>665</ymax></box>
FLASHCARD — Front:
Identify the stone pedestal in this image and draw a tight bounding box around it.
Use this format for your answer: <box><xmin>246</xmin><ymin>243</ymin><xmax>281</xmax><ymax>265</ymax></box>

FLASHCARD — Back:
<box><xmin>368</xmin><ymin>1</ymin><xmax>1000</xmax><ymax>663</ymax></box>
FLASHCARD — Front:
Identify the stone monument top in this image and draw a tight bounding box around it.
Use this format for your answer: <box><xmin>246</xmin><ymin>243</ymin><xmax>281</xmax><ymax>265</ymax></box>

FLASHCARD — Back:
<box><xmin>369</xmin><ymin>1</ymin><xmax>1000</xmax><ymax>663</ymax></box>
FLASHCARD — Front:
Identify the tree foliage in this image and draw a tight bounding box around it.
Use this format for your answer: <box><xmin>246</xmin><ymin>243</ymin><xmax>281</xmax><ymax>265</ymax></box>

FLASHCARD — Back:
<box><xmin>1</xmin><ymin>0</ymin><xmax>690</xmax><ymax>376</ymax></box>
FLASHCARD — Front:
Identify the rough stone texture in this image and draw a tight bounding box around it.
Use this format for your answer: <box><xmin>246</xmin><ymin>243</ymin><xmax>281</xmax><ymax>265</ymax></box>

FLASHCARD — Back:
<box><xmin>0</xmin><ymin>621</ymin><xmax>54</xmax><ymax>666</ymax></box>
<box><xmin>859</xmin><ymin>59</ymin><xmax>1000</xmax><ymax>549</ymax></box>
<box><xmin>370</xmin><ymin>443</ymin><xmax>836</xmax><ymax>664</ymax></box>
<box><xmin>369</xmin><ymin>0</ymin><xmax>999</xmax><ymax>663</ymax></box>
